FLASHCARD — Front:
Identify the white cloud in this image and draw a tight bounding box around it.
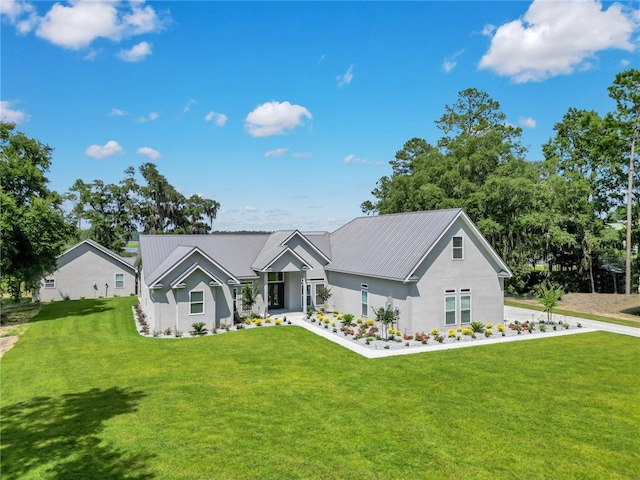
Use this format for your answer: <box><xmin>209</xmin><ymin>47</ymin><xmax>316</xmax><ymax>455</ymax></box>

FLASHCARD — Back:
<box><xmin>0</xmin><ymin>0</ymin><xmax>38</xmax><ymax>33</ymax></box>
<box><xmin>136</xmin><ymin>146</ymin><xmax>161</xmax><ymax>160</ymax></box>
<box><xmin>479</xmin><ymin>0</ymin><xmax>639</xmax><ymax>83</ymax></box>
<box><xmin>245</xmin><ymin>101</ymin><xmax>312</xmax><ymax>138</ymax></box>
<box><xmin>443</xmin><ymin>50</ymin><xmax>464</xmax><ymax>73</ymax></box>
<box><xmin>137</xmin><ymin>111</ymin><xmax>159</xmax><ymax>123</ymax></box>
<box><xmin>519</xmin><ymin>116</ymin><xmax>537</xmax><ymax>129</ymax></box>
<box><xmin>292</xmin><ymin>152</ymin><xmax>312</xmax><ymax>158</ymax></box>
<box><xmin>2</xmin><ymin>0</ymin><xmax>165</xmax><ymax>51</ymax></box>
<box><xmin>244</xmin><ymin>206</ymin><xmax>258</xmax><ymax>212</ymax></box>
<box><xmin>109</xmin><ymin>107</ymin><xmax>127</xmax><ymax>116</ymax></box>
<box><xmin>204</xmin><ymin>111</ymin><xmax>228</xmax><ymax>127</ymax></box>
<box><xmin>182</xmin><ymin>99</ymin><xmax>197</xmax><ymax>113</ymax></box>
<box><xmin>85</xmin><ymin>140</ymin><xmax>124</xmax><ymax>159</ymax></box>
<box><xmin>317</xmin><ymin>54</ymin><xmax>327</xmax><ymax>65</ymax></box>
<box><xmin>343</xmin><ymin>154</ymin><xmax>367</xmax><ymax>164</ymax></box>
<box><xmin>265</xmin><ymin>148</ymin><xmax>288</xmax><ymax>158</ymax></box>
<box><xmin>117</xmin><ymin>41</ymin><xmax>152</xmax><ymax>62</ymax></box>
<box><xmin>336</xmin><ymin>64</ymin><xmax>354</xmax><ymax>87</ymax></box>
<box><xmin>0</xmin><ymin>100</ymin><xmax>29</xmax><ymax>124</ymax></box>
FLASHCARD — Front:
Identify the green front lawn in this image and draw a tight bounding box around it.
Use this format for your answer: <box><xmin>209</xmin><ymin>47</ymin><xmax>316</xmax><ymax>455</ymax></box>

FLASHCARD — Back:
<box><xmin>2</xmin><ymin>298</ymin><xmax>639</xmax><ymax>479</ymax></box>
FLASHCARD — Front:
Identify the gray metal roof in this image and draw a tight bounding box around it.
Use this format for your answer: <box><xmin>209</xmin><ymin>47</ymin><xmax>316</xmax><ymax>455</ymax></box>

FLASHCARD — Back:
<box><xmin>251</xmin><ymin>230</ymin><xmax>294</xmax><ymax>271</ymax></box>
<box><xmin>326</xmin><ymin>209</ymin><xmax>463</xmax><ymax>281</ymax></box>
<box><xmin>140</xmin><ymin>234</ymin><xmax>270</xmax><ymax>284</ymax></box>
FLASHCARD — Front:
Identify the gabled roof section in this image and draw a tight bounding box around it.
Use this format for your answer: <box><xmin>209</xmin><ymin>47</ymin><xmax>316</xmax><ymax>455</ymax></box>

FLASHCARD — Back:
<box><xmin>170</xmin><ymin>263</ymin><xmax>224</xmax><ymax>288</ymax></box>
<box><xmin>282</xmin><ymin>230</ymin><xmax>331</xmax><ymax>263</ymax></box>
<box><xmin>251</xmin><ymin>230</ymin><xmax>330</xmax><ymax>271</ymax></box>
<box><xmin>140</xmin><ymin>234</ymin><xmax>270</xmax><ymax>283</ymax></box>
<box><xmin>146</xmin><ymin>245</ymin><xmax>240</xmax><ymax>287</ymax></box>
<box><xmin>60</xmin><ymin>239</ymin><xmax>137</xmax><ymax>272</ymax></box>
<box><xmin>260</xmin><ymin>246</ymin><xmax>312</xmax><ymax>272</ymax></box>
<box><xmin>327</xmin><ymin>208</ymin><xmax>510</xmax><ymax>282</ymax></box>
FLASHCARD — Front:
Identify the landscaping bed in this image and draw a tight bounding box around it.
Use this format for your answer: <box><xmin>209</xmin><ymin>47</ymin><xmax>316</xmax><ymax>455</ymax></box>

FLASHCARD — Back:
<box><xmin>301</xmin><ymin>310</ymin><xmax>583</xmax><ymax>350</ymax></box>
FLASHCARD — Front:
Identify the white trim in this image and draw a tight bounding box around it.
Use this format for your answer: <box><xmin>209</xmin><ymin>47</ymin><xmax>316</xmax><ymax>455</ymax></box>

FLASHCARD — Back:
<box><xmin>259</xmin><ymin>247</ymin><xmax>312</xmax><ymax>272</ymax></box>
<box><xmin>189</xmin><ymin>290</ymin><xmax>205</xmax><ymax>315</ymax></box>
<box><xmin>460</xmin><ymin>294</ymin><xmax>472</xmax><ymax>324</ymax></box>
<box><xmin>114</xmin><ymin>272</ymin><xmax>125</xmax><ymax>289</ymax></box>
<box><xmin>404</xmin><ymin>210</ymin><xmax>513</xmax><ymax>282</ymax></box>
<box><xmin>281</xmin><ymin>230</ymin><xmax>331</xmax><ymax>263</ymax></box>
<box><xmin>44</xmin><ymin>278</ymin><xmax>55</xmax><ymax>289</ymax></box>
<box><xmin>59</xmin><ymin>239</ymin><xmax>137</xmax><ymax>273</ymax></box>
<box><xmin>452</xmin><ymin>236</ymin><xmax>464</xmax><ymax>260</ymax></box>
<box><xmin>444</xmin><ymin>295</ymin><xmax>456</xmax><ymax>326</ymax></box>
<box><xmin>170</xmin><ymin>263</ymin><xmax>223</xmax><ymax>289</ymax></box>
<box><xmin>152</xmin><ymin>246</ymin><xmax>239</xmax><ymax>288</ymax></box>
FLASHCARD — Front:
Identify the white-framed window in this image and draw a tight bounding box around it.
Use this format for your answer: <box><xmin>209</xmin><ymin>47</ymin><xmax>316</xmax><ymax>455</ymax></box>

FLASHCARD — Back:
<box><xmin>301</xmin><ymin>283</ymin><xmax>312</xmax><ymax>309</ymax></box>
<box><xmin>361</xmin><ymin>288</ymin><xmax>368</xmax><ymax>317</ymax></box>
<box><xmin>315</xmin><ymin>283</ymin><xmax>325</xmax><ymax>305</ymax></box>
<box><xmin>452</xmin><ymin>236</ymin><xmax>463</xmax><ymax>259</ymax></box>
<box><xmin>44</xmin><ymin>278</ymin><xmax>55</xmax><ymax>289</ymax></box>
<box><xmin>444</xmin><ymin>296</ymin><xmax>456</xmax><ymax>326</ymax></box>
<box><xmin>115</xmin><ymin>273</ymin><xmax>125</xmax><ymax>289</ymax></box>
<box><xmin>189</xmin><ymin>290</ymin><xmax>204</xmax><ymax>315</ymax></box>
<box><xmin>460</xmin><ymin>295</ymin><xmax>471</xmax><ymax>324</ymax></box>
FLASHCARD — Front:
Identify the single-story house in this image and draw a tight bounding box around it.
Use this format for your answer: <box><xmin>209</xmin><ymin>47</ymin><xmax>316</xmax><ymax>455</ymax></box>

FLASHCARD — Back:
<box><xmin>38</xmin><ymin>239</ymin><xmax>137</xmax><ymax>301</ymax></box>
<box><xmin>138</xmin><ymin>209</ymin><xmax>512</xmax><ymax>334</ymax></box>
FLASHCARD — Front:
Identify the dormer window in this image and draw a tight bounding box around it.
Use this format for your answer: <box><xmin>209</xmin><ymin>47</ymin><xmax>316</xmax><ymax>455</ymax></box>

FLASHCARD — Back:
<box><xmin>452</xmin><ymin>236</ymin><xmax>463</xmax><ymax>259</ymax></box>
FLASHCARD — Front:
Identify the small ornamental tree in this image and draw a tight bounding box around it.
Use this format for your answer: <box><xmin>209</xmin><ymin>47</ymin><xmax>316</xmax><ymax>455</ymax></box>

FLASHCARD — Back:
<box><xmin>536</xmin><ymin>282</ymin><xmax>564</xmax><ymax>323</ymax></box>
<box><xmin>241</xmin><ymin>283</ymin><xmax>258</xmax><ymax>318</ymax></box>
<box><xmin>374</xmin><ymin>305</ymin><xmax>400</xmax><ymax>340</ymax></box>
<box><xmin>316</xmin><ymin>286</ymin><xmax>333</xmax><ymax>309</ymax></box>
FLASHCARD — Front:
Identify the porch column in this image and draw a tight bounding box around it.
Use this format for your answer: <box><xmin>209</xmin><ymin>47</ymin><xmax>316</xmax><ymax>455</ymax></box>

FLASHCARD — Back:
<box><xmin>263</xmin><ymin>272</ymin><xmax>269</xmax><ymax>318</ymax></box>
<box><xmin>302</xmin><ymin>268</ymin><xmax>308</xmax><ymax>314</ymax></box>
<box><xmin>172</xmin><ymin>287</ymin><xmax>179</xmax><ymax>332</ymax></box>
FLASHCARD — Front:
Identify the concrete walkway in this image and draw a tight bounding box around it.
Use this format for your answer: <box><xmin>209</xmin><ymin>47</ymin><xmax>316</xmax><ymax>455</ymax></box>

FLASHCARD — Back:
<box><xmin>286</xmin><ymin>306</ymin><xmax>640</xmax><ymax>359</ymax></box>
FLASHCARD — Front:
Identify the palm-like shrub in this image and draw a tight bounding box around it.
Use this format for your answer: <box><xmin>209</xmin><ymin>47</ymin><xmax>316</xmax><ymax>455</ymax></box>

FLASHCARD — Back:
<box><xmin>190</xmin><ymin>321</ymin><xmax>208</xmax><ymax>336</ymax></box>
<box><xmin>341</xmin><ymin>313</ymin><xmax>355</xmax><ymax>327</ymax></box>
<box><xmin>469</xmin><ymin>321</ymin><xmax>485</xmax><ymax>333</ymax></box>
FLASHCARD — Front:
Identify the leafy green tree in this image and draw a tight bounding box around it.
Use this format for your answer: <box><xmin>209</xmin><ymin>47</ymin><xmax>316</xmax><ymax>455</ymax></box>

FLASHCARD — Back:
<box><xmin>0</xmin><ymin>123</ymin><xmax>76</xmax><ymax>300</ymax></box>
<box><xmin>70</xmin><ymin>163</ymin><xmax>221</xmax><ymax>248</ymax></box>
<box><xmin>540</xmin><ymin>108</ymin><xmax>621</xmax><ymax>292</ymax></box>
<box><xmin>68</xmin><ymin>168</ymin><xmax>137</xmax><ymax>253</ymax></box>
<box><xmin>362</xmin><ymin>88</ymin><xmax>542</xmax><ymax>277</ymax></box>
<box><xmin>607</xmin><ymin>69</ymin><xmax>640</xmax><ymax>294</ymax></box>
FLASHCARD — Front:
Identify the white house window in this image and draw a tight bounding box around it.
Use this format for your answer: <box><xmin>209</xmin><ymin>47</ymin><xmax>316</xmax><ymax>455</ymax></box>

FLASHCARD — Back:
<box><xmin>445</xmin><ymin>296</ymin><xmax>456</xmax><ymax>326</ymax></box>
<box><xmin>44</xmin><ymin>278</ymin><xmax>55</xmax><ymax>289</ymax></box>
<box><xmin>361</xmin><ymin>289</ymin><xmax>368</xmax><ymax>317</ymax></box>
<box><xmin>460</xmin><ymin>295</ymin><xmax>471</xmax><ymax>323</ymax></box>
<box><xmin>452</xmin><ymin>236</ymin><xmax>463</xmax><ymax>259</ymax></box>
<box><xmin>115</xmin><ymin>273</ymin><xmax>125</xmax><ymax>289</ymax></box>
<box><xmin>189</xmin><ymin>290</ymin><xmax>204</xmax><ymax>315</ymax></box>
<box><xmin>301</xmin><ymin>283</ymin><xmax>312</xmax><ymax>309</ymax></box>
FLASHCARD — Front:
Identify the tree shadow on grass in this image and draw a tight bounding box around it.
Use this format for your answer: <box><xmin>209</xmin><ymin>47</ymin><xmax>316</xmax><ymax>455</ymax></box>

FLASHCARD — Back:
<box><xmin>1</xmin><ymin>387</ymin><xmax>154</xmax><ymax>479</ymax></box>
<box><xmin>31</xmin><ymin>298</ymin><xmax>124</xmax><ymax>323</ymax></box>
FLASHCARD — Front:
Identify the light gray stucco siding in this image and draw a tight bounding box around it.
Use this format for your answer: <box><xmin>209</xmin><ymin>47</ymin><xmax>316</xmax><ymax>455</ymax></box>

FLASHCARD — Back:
<box><xmin>408</xmin><ymin>218</ymin><xmax>505</xmax><ymax>333</ymax></box>
<box><xmin>39</xmin><ymin>242</ymin><xmax>136</xmax><ymax>301</ymax></box>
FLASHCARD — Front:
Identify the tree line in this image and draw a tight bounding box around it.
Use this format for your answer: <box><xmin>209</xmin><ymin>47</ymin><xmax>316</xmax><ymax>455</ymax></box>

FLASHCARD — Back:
<box><xmin>362</xmin><ymin>69</ymin><xmax>639</xmax><ymax>295</ymax></box>
<box><xmin>0</xmin><ymin>123</ymin><xmax>220</xmax><ymax>299</ymax></box>
<box><xmin>1</xmin><ymin>69</ymin><xmax>638</xmax><ymax>299</ymax></box>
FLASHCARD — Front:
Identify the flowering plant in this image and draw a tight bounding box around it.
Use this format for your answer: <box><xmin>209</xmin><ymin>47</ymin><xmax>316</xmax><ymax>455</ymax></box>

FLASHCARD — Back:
<box><xmin>430</xmin><ymin>328</ymin><xmax>440</xmax><ymax>336</ymax></box>
<box><xmin>274</xmin><ymin>318</ymin><xmax>282</xmax><ymax>325</ymax></box>
<box><xmin>447</xmin><ymin>329</ymin><xmax>456</xmax><ymax>338</ymax></box>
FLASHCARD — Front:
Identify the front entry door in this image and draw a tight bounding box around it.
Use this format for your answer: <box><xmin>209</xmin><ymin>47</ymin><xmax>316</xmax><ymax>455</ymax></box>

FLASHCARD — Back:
<box><xmin>268</xmin><ymin>283</ymin><xmax>285</xmax><ymax>309</ymax></box>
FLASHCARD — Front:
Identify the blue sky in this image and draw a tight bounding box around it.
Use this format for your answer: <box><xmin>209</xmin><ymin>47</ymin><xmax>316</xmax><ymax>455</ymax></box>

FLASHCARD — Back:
<box><xmin>2</xmin><ymin>0</ymin><xmax>639</xmax><ymax>232</ymax></box>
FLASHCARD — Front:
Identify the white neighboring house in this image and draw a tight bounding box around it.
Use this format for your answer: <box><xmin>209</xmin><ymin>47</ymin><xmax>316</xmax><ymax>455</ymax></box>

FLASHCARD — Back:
<box><xmin>38</xmin><ymin>239</ymin><xmax>137</xmax><ymax>301</ymax></box>
<box><xmin>137</xmin><ymin>209</ymin><xmax>512</xmax><ymax>335</ymax></box>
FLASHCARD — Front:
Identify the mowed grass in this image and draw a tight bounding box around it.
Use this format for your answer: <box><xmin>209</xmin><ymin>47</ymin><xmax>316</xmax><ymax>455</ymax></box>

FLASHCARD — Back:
<box><xmin>2</xmin><ymin>298</ymin><xmax>639</xmax><ymax>479</ymax></box>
